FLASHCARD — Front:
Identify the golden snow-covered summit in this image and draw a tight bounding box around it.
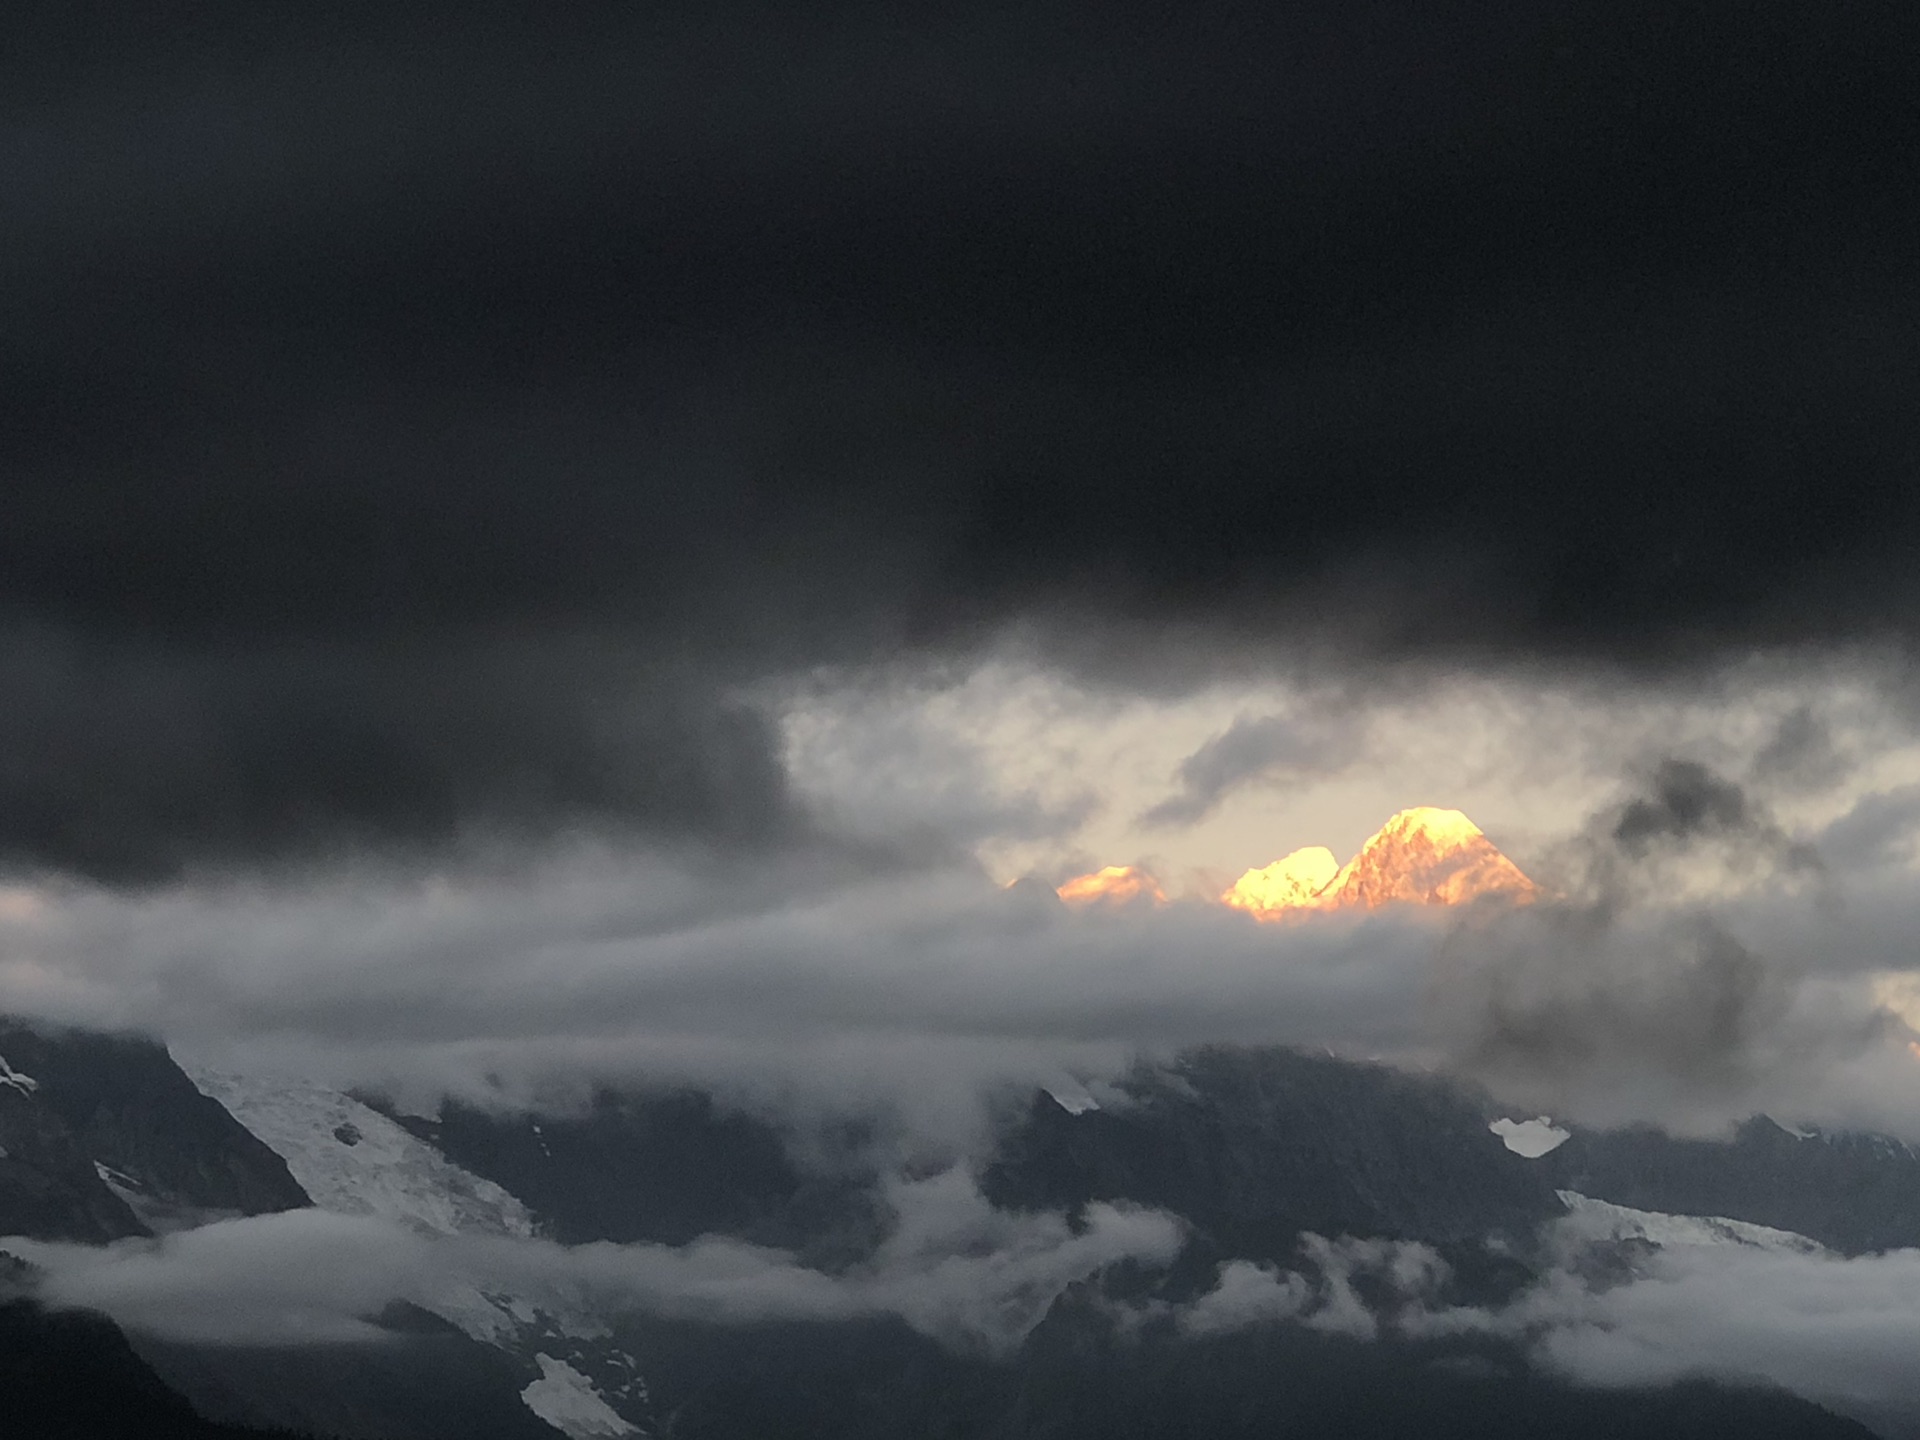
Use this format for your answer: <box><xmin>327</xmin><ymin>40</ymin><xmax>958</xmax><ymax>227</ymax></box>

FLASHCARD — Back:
<box><xmin>1058</xmin><ymin>807</ymin><xmax>1536</xmax><ymax>919</ymax></box>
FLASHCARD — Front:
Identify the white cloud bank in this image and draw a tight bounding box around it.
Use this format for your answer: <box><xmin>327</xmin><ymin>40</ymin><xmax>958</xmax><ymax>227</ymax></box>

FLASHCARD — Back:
<box><xmin>2</xmin><ymin>1168</ymin><xmax>1182</xmax><ymax>1355</ymax></box>
<box><xmin>1175</xmin><ymin>1222</ymin><xmax>1920</xmax><ymax>1432</ymax></box>
<box><xmin>5</xmin><ymin>834</ymin><xmax>1920</xmax><ymax>1144</ymax></box>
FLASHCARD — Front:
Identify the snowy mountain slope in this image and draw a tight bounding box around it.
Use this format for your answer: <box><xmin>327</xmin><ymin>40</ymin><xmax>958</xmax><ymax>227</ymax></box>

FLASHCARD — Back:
<box><xmin>180</xmin><ymin>1066</ymin><xmax>651</xmax><ymax>1438</ymax></box>
<box><xmin>1556</xmin><ymin>1189</ymin><xmax>1827</xmax><ymax>1254</ymax></box>
<box><xmin>184</xmin><ymin>1067</ymin><xmax>534</xmax><ymax>1239</ymax></box>
<box><xmin>1542</xmin><ymin>1114</ymin><xmax>1920</xmax><ymax>1254</ymax></box>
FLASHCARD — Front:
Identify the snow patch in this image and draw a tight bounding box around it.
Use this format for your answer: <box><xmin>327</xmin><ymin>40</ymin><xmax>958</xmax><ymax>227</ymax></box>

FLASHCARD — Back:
<box><xmin>0</xmin><ymin>1054</ymin><xmax>39</xmax><ymax>1095</ymax></box>
<box><xmin>1489</xmin><ymin>1116</ymin><xmax>1569</xmax><ymax>1157</ymax></box>
<box><xmin>519</xmin><ymin>1354</ymin><xmax>640</xmax><ymax>1438</ymax></box>
<box><xmin>1557</xmin><ymin>1190</ymin><xmax>1825</xmax><ymax>1254</ymax></box>
<box><xmin>183</xmin><ymin>1066</ymin><xmax>534</xmax><ymax>1239</ymax></box>
<box><xmin>93</xmin><ymin>1160</ymin><xmax>142</xmax><ymax>1193</ymax></box>
<box><xmin>1043</xmin><ymin>1081</ymin><xmax>1100</xmax><ymax>1115</ymax></box>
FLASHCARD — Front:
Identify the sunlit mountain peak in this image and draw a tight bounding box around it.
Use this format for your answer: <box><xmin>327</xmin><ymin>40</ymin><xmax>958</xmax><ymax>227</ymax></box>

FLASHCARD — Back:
<box><xmin>1220</xmin><ymin>846</ymin><xmax>1340</xmax><ymax>920</ymax></box>
<box><xmin>1314</xmin><ymin>806</ymin><xmax>1535</xmax><ymax>912</ymax></box>
<box><xmin>1373</xmin><ymin>806</ymin><xmax>1485</xmax><ymax>847</ymax></box>
<box><xmin>1055</xmin><ymin>864</ymin><xmax>1167</xmax><ymax>907</ymax></box>
<box><xmin>1207</xmin><ymin>806</ymin><xmax>1536</xmax><ymax>922</ymax></box>
<box><xmin>1065</xmin><ymin>808</ymin><xmax>1534</xmax><ymax>920</ymax></box>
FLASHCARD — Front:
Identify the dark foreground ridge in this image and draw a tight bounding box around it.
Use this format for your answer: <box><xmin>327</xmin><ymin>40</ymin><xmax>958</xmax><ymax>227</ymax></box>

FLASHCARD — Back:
<box><xmin>0</xmin><ymin>1295</ymin><xmax>312</xmax><ymax>1440</ymax></box>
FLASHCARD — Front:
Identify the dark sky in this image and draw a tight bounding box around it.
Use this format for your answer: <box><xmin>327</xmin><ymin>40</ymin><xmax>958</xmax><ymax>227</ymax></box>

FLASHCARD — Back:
<box><xmin>4</xmin><ymin>1</ymin><xmax>1917</xmax><ymax>879</ymax></box>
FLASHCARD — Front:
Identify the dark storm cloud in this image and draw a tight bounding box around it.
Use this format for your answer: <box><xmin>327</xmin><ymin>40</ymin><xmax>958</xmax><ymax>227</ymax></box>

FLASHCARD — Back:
<box><xmin>4</xmin><ymin>1</ymin><xmax>1918</xmax><ymax>875</ymax></box>
<box><xmin>1141</xmin><ymin>707</ymin><xmax>1368</xmax><ymax>828</ymax></box>
<box><xmin>1750</xmin><ymin>706</ymin><xmax>1850</xmax><ymax>792</ymax></box>
<box><xmin>1424</xmin><ymin>760</ymin><xmax>1894</xmax><ymax>1129</ymax></box>
<box><xmin>1539</xmin><ymin>759</ymin><xmax>1823</xmax><ymax>904</ymax></box>
<box><xmin>0</xmin><ymin>624</ymin><xmax>797</xmax><ymax>883</ymax></box>
<box><xmin>1613</xmin><ymin>760</ymin><xmax>1759</xmax><ymax>854</ymax></box>
<box><xmin>1434</xmin><ymin>905</ymin><xmax>1861</xmax><ymax>1126</ymax></box>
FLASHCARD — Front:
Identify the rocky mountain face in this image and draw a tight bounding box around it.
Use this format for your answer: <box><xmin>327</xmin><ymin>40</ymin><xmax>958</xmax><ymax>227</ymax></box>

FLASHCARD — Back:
<box><xmin>983</xmin><ymin>1046</ymin><xmax>1564</xmax><ymax>1269</ymax></box>
<box><xmin>983</xmin><ymin>1048</ymin><xmax>1920</xmax><ymax>1267</ymax></box>
<box><xmin>380</xmin><ymin>1088</ymin><xmax>885</xmax><ymax>1266</ymax></box>
<box><xmin>1545</xmin><ymin>1116</ymin><xmax>1920</xmax><ymax>1256</ymax></box>
<box><xmin>0</xmin><ymin>1066</ymin><xmax>147</xmax><ymax>1243</ymax></box>
<box><xmin>0</xmin><ymin>1019</ymin><xmax>309</xmax><ymax>1234</ymax></box>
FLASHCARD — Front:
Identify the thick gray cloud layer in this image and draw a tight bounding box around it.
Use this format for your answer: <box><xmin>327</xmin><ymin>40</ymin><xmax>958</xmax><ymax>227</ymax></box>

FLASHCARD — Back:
<box><xmin>1</xmin><ymin>2</ymin><xmax>1917</xmax><ymax>879</ymax></box>
<box><xmin>7</xmin><ymin>761</ymin><xmax>1920</xmax><ymax>1143</ymax></box>
<box><xmin>0</xmin><ymin>853</ymin><xmax>1443</xmax><ymax>1139</ymax></box>
<box><xmin>1431</xmin><ymin>904</ymin><xmax>1894</xmax><ymax>1132</ymax></box>
<box><xmin>0</xmin><ymin>625</ymin><xmax>801</xmax><ymax>883</ymax></box>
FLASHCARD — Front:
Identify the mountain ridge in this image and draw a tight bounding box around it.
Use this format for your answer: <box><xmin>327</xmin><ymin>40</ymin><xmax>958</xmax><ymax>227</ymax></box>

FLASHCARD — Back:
<box><xmin>5</xmin><ymin>1027</ymin><xmax>1914</xmax><ymax>1440</ymax></box>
